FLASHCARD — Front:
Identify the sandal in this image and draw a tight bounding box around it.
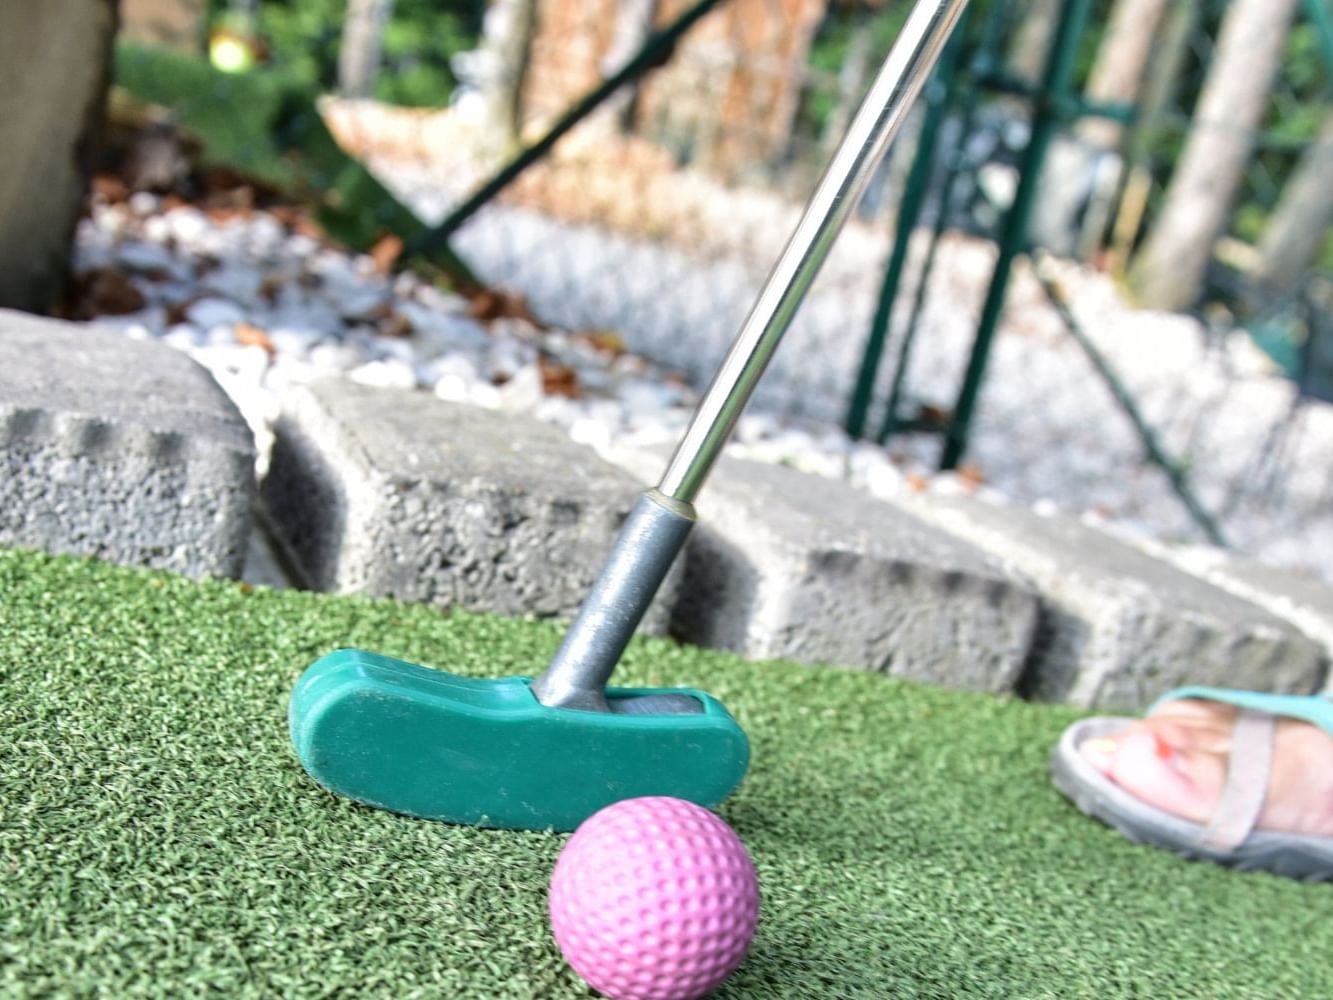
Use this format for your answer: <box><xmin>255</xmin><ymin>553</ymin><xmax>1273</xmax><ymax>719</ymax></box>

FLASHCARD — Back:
<box><xmin>1051</xmin><ymin>686</ymin><xmax>1333</xmax><ymax>881</ymax></box>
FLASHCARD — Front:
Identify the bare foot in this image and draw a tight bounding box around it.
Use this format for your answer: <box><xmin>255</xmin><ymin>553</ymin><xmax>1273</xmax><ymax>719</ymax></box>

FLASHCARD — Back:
<box><xmin>1080</xmin><ymin>699</ymin><xmax>1333</xmax><ymax>839</ymax></box>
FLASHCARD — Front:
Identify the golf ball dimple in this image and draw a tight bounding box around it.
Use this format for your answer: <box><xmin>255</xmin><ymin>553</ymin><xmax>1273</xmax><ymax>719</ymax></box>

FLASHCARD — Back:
<box><xmin>549</xmin><ymin>797</ymin><xmax>760</xmax><ymax>1000</ymax></box>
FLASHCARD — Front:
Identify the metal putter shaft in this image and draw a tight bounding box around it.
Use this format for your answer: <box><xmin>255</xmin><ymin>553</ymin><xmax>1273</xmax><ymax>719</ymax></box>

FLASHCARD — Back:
<box><xmin>288</xmin><ymin>0</ymin><xmax>970</xmax><ymax>833</ymax></box>
<box><xmin>530</xmin><ymin>0</ymin><xmax>971</xmax><ymax>715</ymax></box>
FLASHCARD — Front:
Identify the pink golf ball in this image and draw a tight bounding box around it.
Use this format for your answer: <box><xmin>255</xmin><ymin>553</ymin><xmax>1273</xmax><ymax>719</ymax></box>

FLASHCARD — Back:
<box><xmin>549</xmin><ymin>796</ymin><xmax>760</xmax><ymax>1000</ymax></box>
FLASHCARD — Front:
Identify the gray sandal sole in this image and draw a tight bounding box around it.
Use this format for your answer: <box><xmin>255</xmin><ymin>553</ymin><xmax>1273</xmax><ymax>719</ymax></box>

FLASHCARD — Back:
<box><xmin>1051</xmin><ymin>717</ymin><xmax>1333</xmax><ymax>882</ymax></box>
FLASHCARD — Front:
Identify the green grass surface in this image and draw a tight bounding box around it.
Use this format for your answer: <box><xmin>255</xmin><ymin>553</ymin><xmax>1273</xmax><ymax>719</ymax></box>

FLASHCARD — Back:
<box><xmin>2</xmin><ymin>547</ymin><xmax>1330</xmax><ymax>998</ymax></box>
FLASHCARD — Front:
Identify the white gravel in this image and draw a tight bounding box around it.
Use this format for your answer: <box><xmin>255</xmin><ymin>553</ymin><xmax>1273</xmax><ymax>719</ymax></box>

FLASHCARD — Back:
<box><xmin>72</xmin><ymin>184</ymin><xmax>1333</xmax><ymax>584</ymax></box>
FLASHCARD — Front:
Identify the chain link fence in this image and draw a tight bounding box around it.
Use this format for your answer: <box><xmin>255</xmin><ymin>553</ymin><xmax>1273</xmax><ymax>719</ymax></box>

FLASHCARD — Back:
<box><xmin>112</xmin><ymin>0</ymin><xmax>1333</xmax><ymax>578</ymax></box>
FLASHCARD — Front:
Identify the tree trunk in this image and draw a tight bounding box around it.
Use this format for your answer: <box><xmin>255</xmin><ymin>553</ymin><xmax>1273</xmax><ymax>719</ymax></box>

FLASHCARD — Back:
<box><xmin>1128</xmin><ymin>0</ymin><xmax>1300</xmax><ymax>311</ymax></box>
<box><xmin>1008</xmin><ymin>0</ymin><xmax>1061</xmax><ymax>85</ymax></box>
<box><xmin>0</xmin><ymin>0</ymin><xmax>118</xmax><ymax>313</ymax></box>
<box><xmin>1105</xmin><ymin>0</ymin><xmax>1197</xmax><ymax>272</ymax></box>
<box><xmin>1078</xmin><ymin>0</ymin><xmax>1169</xmax><ymax>150</ymax></box>
<box><xmin>594</xmin><ymin>0</ymin><xmax>660</xmax><ymax>133</ymax></box>
<box><xmin>1253</xmin><ymin>109</ymin><xmax>1333</xmax><ymax>296</ymax></box>
<box><xmin>474</xmin><ymin>0</ymin><xmax>538</xmax><ymax>152</ymax></box>
<box><xmin>339</xmin><ymin>0</ymin><xmax>396</xmax><ymax>99</ymax></box>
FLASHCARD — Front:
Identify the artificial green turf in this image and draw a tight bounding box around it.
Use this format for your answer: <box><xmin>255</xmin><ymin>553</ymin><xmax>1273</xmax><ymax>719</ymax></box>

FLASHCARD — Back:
<box><xmin>1</xmin><ymin>546</ymin><xmax>1330</xmax><ymax>999</ymax></box>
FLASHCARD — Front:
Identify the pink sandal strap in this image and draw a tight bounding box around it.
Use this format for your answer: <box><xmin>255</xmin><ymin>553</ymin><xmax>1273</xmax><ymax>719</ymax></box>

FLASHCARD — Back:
<box><xmin>1199</xmin><ymin>709</ymin><xmax>1275</xmax><ymax>853</ymax></box>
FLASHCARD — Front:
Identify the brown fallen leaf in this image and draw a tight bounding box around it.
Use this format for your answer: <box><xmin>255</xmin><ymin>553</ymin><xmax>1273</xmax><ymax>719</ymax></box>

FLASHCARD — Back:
<box><xmin>905</xmin><ymin>473</ymin><xmax>929</xmax><ymax>493</ymax></box>
<box><xmin>378</xmin><ymin>308</ymin><xmax>413</xmax><ymax>339</ymax></box>
<box><xmin>164</xmin><ymin>297</ymin><xmax>198</xmax><ymax>327</ymax></box>
<box><xmin>370</xmin><ymin>233</ymin><xmax>404</xmax><ymax>274</ymax></box>
<box><xmin>539</xmin><ymin>356</ymin><xmax>581</xmax><ymax>399</ymax></box>
<box><xmin>92</xmin><ymin>174</ymin><xmax>130</xmax><ymax>204</ymax></box>
<box><xmin>580</xmin><ymin>330</ymin><xmax>626</xmax><ymax>356</ymax></box>
<box><xmin>916</xmin><ymin>404</ymin><xmax>953</xmax><ymax>429</ymax></box>
<box><xmin>269</xmin><ymin>205</ymin><xmax>328</xmax><ymax>243</ymax></box>
<box><xmin>957</xmin><ymin>464</ymin><xmax>986</xmax><ymax>490</ymax></box>
<box><xmin>468</xmin><ymin>289</ymin><xmax>540</xmax><ymax>326</ymax></box>
<box><xmin>72</xmin><ymin>269</ymin><xmax>147</xmax><ymax>318</ymax></box>
<box><xmin>235</xmin><ymin>321</ymin><xmax>276</xmax><ymax>356</ymax></box>
<box><xmin>205</xmin><ymin>204</ymin><xmax>251</xmax><ymax>224</ymax></box>
<box><xmin>258</xmin><ymin>275</ymin><xmax>284</xmax><ymax>305</ymax></box>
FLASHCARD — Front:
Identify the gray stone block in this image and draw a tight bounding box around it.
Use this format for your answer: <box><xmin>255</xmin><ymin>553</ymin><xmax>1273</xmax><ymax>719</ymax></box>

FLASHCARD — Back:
<box><xmin>902</xmin><ymin>493</ymin><xmax>1328</xmax><ymax>709</ymax></box>
<box><xmin>0</xmin><ymin>310</ymin><xmax>256</xmax><ymax>577</ymax></box>
<box><xmin>261</xmin><ymin>378</ymin><xmax>676</xmax><ymax>630</ymax></box>
<box><xmin>611</xmin><ymin>448</ymin><xmax>1041</xmax><ymax>692</ymax></box>
<box><xmin>1153</xmin><ymin>545</ymin><xmax>1333</xmax><ymax>695</ymax></box>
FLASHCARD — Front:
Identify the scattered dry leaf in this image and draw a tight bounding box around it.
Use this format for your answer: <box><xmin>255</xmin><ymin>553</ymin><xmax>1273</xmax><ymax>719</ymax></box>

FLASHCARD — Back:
<box><xmin>258</xmin><ymin>275</ymin><xmax>284</xmax><ymax>305</ymax></box>
<box><xmin>235</xmin><ymin>321</ymin><xmax>276</xmax><ymax>356</ymax></box>
<box><xmin>957</xmin><ymin>464</ymin><xmax>986</xmax><ymax>490</ymax></box>
<box><xmin>269</xmin><ymin>205</ymin><xmax>327</xmax><ymax>242</ymax></box>
<box><xmin>917</xmin><ymin>404</ymin><xmax>953</xmax><ymax>428</ymax></box>
<box><xmin>581</xmin><ymin>330</ymin><xmax>626</xmax><ymax>356</ymax></box>
<box><xmin>370</xmin><ymin>233</ymin><xmax>404</xmax><ymax>274</ymax></box>
<box><xmin>92</xmin><ymin>174</ymin><xmax>130</xmax><ymax>204</ymax></box>
<box><xmin>205</xmin><ymin>204</ymin><xmax>252</xmax><ymax>223</ymax></box>
<box><xmin>377</xmin><ymin>309</ymin><xmax>413</xmax><ymax>339</ymax></box>
<box><xmin>906</xmin><ymin>473</ymin><xmax>929</xmax><ymax>493</ymax></box>
<box><xmin>469</xmin><ymin>289</ymin><xmax>539</xmax><ymax>325</ymax></box>
<box><xmin>539</xmin><ymin>356</ymin><xmax>581</xmax><ymax>399</ymax></box>
<box><xmin>164</xmin><ymin>297</ymin><xmax>198</xmax><ymax>327</ymax></box>
<box><xmin>71</xmin><ymin>269</ymin><xmax>147</xmax><ymax>317</ymax></box>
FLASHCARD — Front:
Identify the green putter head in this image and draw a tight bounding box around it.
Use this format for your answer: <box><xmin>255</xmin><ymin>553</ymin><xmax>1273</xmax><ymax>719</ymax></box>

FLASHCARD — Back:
<box><xmin>289</xmin><ymin>648</ymin><xmax>750</xmax><ymax>832</ymax></box>
<box><xmin>290</xmin><ymin>491</ymin><xmax>748</xmax><ymax>830</ymax></box>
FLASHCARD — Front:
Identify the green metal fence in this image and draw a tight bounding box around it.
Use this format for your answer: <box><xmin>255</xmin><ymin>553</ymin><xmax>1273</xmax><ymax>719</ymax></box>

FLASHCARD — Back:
<box><xmin>109</xmin><ymin>0</ymin><xmax>1333</xmax><ymax>577</ymax></box>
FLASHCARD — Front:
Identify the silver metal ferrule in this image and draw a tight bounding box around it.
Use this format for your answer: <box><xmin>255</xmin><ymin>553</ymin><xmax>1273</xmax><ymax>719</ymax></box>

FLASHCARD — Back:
<box><xmin>657</xmin><ymin>0</ymin><xmax>971</xmax><ymax>504</ymax></box>
<box><xmin>530</xmin><ymin>490</ymin><xmax>697</xmax><ymax>712</ymax></box>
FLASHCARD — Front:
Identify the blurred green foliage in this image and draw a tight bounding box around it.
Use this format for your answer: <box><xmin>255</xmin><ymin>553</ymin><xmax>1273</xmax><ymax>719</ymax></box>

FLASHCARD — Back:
<box><xmin>799</xmin><ymin>5</ymin><xmax>912</xmax><ymax>141</ymax></box>
<box><xmin>115</xmin><ymin>41</ymin><xmax>480</xmax><ymax>288</ymax></box>
<box><xmin>209</xmin><ymin>0</ymin><xmax>482</xmax><ymax>107</ymax></box>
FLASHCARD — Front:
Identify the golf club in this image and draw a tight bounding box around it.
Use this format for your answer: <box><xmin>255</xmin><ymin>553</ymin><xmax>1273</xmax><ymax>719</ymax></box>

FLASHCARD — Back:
<box><xmin>290</xmin><ymin>0</ymin><xmax>972</xmax><ymax>832</ymax></box>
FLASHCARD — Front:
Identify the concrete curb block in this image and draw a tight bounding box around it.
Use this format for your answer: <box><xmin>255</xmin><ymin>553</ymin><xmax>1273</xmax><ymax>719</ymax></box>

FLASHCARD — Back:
<box><xmin>261</xmin><ymin>378</ymin><xmax>678</xmax><ymax>631</ymax></box>
<box><xmin>0</xmin><ymin>310</ymin><xmax>255</xmax><ymax>578</ymax></box>
<box><xmin>901</xmin><ymin>493</ymin><xmax>1328</xmax><ymax>709</ymax></box>
<box><xmin>1146</xmin><ymin>543</ymin><xmax>1333</xmax><ymax>697</ymax></box>
<box><xmin>610</xmin><ymin>447</ymin><xmax>1042</xmax><ymax>692</ymax></box>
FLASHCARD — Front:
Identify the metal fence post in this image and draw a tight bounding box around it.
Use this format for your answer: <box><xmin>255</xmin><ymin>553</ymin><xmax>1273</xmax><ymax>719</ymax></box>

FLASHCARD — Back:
<box><xmin>844</xmin><ymin>15</ymin><xmax>971</xmax><ymax>440</ymax></box>
<box><xmin>939</xmin><ymin>0</ymin><xmax>1095</xmax><ymax>471</ymax></box>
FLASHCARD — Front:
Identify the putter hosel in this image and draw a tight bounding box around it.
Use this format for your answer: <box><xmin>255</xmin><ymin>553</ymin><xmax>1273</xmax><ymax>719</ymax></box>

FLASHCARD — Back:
<box><xmin>530</xmin><ymin>489</ymin><xmax>696</xmax><ymax>712</ymax></box>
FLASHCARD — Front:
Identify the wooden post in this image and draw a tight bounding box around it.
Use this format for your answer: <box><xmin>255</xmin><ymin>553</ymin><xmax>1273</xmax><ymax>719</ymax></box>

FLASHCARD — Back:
<box><xmin>0</xmin><ymin>0</ymin><xmax>118</xmax><ymax>312</ymax></box>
